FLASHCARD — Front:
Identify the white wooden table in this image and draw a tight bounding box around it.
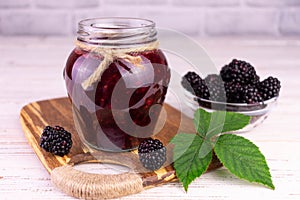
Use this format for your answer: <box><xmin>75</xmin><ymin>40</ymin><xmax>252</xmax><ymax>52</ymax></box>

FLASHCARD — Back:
<box><xmin>0</xmin><ymin>36</ymin><xmax>299</xmax><ymax>199</ymax></box>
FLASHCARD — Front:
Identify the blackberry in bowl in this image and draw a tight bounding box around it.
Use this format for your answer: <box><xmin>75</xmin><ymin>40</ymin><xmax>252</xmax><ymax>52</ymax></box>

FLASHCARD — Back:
<box><xmin>181</xmin><ymin>59</ymin><xmax>281</xmax><ymax>133</ymax></box>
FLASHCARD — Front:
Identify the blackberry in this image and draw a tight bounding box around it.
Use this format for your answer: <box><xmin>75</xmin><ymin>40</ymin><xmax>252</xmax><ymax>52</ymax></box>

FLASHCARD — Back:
<box><xmin>138</xmin><ymin>138</ymin><xmax>166</xmax><ymax>171</ymax></box>
<box><xmin>40</xmin><ymin>126</ymin><xmax>72</xmax><ymax>157</ymax></box>
<box><xmin>237</xmin><ymin>85</ymin><xmax>263</xmax><ymax>104</ymax></box>
<box><xmin>220</xmin><ymin>59</ymin><xmax>259</xmax><ymax>85</ymax></box>
<box><xmin>204</xmin><ymin>74</ymin><xmax>226</xmax><ymax>102</ymax></box>
<box><xmin>181</xmin><ymin>71</ymin><xmax>202</xmax><ymax>93</ymax></box>
<box><xmin>224</xmin><ymin>82</ymin><xmax>243</xmax><ymax>103</ymax></box>
<box><xmin>258</xmin><ymin>76</ymin><xmax>281</xmax><ymax>100</ymax></box>
<box><xmin>194</xmin><ymin>79</ymin><xmax>210</xmax><ymax>99</ymax></box>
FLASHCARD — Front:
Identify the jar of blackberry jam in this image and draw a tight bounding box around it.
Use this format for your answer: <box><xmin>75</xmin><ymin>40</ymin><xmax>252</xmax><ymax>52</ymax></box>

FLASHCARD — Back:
<box><xmin>64</xmin><ymin>18</ymin><xmax>170</xmax><ymax>152</ymax></box>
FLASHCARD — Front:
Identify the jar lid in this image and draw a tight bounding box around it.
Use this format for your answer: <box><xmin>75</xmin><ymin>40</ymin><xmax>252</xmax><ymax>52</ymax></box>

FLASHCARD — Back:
<box><xmin>77</xmin><ymin>17</ymin><xmax>157</xmax><ymax>47</ymax></box>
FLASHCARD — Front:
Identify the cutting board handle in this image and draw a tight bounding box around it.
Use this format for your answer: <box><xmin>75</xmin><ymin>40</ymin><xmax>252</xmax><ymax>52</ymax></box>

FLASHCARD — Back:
<box><xmin>51</xmin><ymin>164</ymin><xmax>144</xmax><ymax>199</ymax></box>
<box><xmin>50</xmin><ymin>152</ymin><xmax>145</xmax><ymax>199</ymax></box>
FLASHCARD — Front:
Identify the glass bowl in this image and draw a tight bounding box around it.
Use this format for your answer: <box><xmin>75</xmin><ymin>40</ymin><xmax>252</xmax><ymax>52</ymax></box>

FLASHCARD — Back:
<box><xmin>183</xmin><ymin>89</ymin><xmax>278</xmax><ymax>133</ymax></box>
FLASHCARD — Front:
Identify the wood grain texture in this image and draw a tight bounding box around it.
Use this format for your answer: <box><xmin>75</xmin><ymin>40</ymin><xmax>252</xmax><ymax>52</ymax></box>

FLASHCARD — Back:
<box><xmin>20</xmin><ymin>97</ymin><xmax>222</xmax><ymax>196</ymax></box>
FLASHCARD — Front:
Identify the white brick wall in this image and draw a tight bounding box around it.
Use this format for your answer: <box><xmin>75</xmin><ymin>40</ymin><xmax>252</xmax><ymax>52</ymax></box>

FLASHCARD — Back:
<box><xmin>173</xmin><ymin>0</ymin><xmax>239</xmax><ymax>7</ymax></box>
<box><xmin>279</xmin><ymin>8</ymin><xmax>300</xmax><ymax>35</ymax></box>
<box><xmin>0</xmin><ymin>0</ymin><xmax>30</xmax><ymax>8</ymax></box>
<box><xmin>140</xmin><ymin>9</ymin><xmax>203</xmax><ymax>36</ymax></box>
<box><xmin>1</xmin><ymin>11</ymin><xmax>71</xmax><ymax>35</ymax></box>
<box><xmin>245</xmin><ymin>0</ymin><xmax>300</xmax><ymax>7</ymax></box>
<box><xmin>0</xmin><ymin>0</ymin><xmax>299</xmax><ymax>36</ymax></box>
<box><xmin>35</xmin><ymin>0</ymin><xmax>99</xmax><ymax>9</ymax></box>
<box><xmin>102</xmin><ymin>0</ymin><xmax>165</xmax><ymax>5</ymax></box>
<box><xmin>205</xmin><ymin>9</ymin><xmax>279</xmax><ymax>36</ymax></box>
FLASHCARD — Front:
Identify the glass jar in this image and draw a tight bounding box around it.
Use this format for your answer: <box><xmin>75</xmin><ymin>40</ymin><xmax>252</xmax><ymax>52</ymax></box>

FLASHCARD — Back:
<box><xmin>64</xmin><ymin>18</ymin><xmax>171</xmax><ymax>152</ymax></box>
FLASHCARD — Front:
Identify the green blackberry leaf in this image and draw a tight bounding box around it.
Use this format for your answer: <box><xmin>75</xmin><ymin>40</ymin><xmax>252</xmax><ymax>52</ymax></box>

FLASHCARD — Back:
<box><xmin>193</xmin><ymin>108</ymin><xmax>213</xmax><ymax>136</ymax></box>
<box><xmin>214</xmin><ymin>134</ymin><xmax>275</xmax><ymax>189</ymax></box>
<box><xmin>193</xmin><ymin>109</ymin><xmax>250</xmax><ymax>137</ymax></box>
<box><xmin>170</xmin><ymin>133</ymin><xmax>212</xmax><ymax>191</ymax></box>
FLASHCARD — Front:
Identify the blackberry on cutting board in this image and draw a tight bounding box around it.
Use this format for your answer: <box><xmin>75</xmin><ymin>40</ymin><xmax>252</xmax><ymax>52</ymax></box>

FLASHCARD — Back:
<box><xmin>138</xmin><ymin>138</ymin><xmax>166</xmax><ymax>171</ymax></box>
<box><xmin>220</xmin><ymin>59</ymin><xmax>259</xmax><ymax>85</ymax></box>
<box><xmin>258</xmin><ymin>76</ymin><xmax>281</xmax><ymax>100</ymax></box>
<box><xmin>40</xmin><ymin>126</ymin><xmax>72</xmax><ymax>157</ymax></box>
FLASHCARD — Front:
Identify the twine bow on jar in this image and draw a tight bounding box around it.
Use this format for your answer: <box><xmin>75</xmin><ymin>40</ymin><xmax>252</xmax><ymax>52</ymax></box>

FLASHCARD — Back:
<box><xmin>75</xmin><ymin>40</ymin><xmax>160</xmax><ymax>90</ymax></box>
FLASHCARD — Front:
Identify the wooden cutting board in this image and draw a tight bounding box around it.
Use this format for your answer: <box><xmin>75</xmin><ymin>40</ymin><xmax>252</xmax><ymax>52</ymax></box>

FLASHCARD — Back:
<box><xmin>20</xmin><ymin>97</ymin><xmax>222</xmax><ymax>199</ymax></box>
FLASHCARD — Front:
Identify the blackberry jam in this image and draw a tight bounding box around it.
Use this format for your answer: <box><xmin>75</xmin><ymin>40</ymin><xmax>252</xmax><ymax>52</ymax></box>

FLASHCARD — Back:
<box><xmin>64</xmin><ymin>18</ymin><xmax>170</xmax><ymax>152</ymax></box>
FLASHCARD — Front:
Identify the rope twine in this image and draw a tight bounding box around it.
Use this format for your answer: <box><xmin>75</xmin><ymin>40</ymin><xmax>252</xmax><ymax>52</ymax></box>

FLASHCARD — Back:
<box><xmin>51</xmin><ymin>165</ymin><xmax>144</xmax><ymax>200</ymax></box>
<box><xmin>75</xmin><ymin>40</ymin><xmax>160</xmax><ymax>90</ymax></box>
<box><xmin>51</xmin><ymin>153</ymin><xmax>144</xmax><ymax>199</ymax></box>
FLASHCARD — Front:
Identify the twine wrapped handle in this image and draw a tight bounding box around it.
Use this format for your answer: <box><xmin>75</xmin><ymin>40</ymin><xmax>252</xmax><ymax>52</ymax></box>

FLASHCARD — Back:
<box><xmin>75</xmin><ymin>40</ymin><xmax>160</xmax><ymax>90</ymax></box>
<box><xmin>51</xmin><ymin>153</ymin><xmax>144</xmax><ymax>200</ymax></box>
